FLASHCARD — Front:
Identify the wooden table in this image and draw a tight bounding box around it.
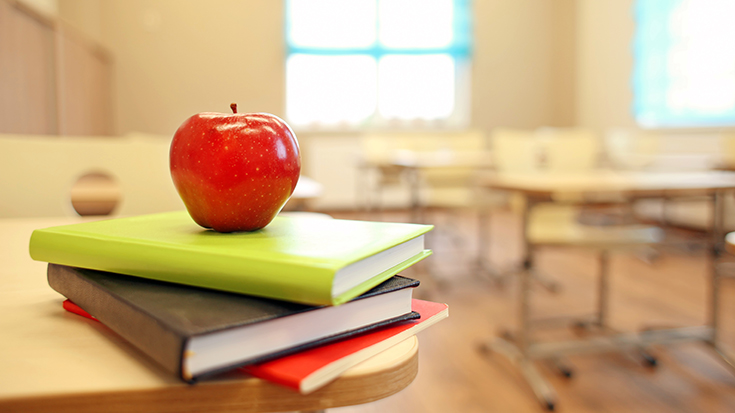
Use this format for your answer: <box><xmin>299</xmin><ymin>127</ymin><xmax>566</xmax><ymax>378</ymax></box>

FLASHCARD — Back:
<box><xmin>0</xmin><ymin>217</ymin><xmax>419</xmax><ymax>413</ymax></box>
<box><xmin>479</xmin><ymin>169</ymin><xmax>735</xmax><ymax>410</ymax></box>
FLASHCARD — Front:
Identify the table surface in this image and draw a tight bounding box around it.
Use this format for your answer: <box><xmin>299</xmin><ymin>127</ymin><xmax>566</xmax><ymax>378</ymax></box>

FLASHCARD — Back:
<box><xmin>365</xmin><ymin>149</ymin><xmax>493</xmax><ymax>169</ymax></box>
<box><xmin>481</xmin><ymin>169</ymin><xmax>735</xmax><ymax>196</ymax></box>
<box><xmin>0</xmin><ymin>217</ymin><xmax>419</xmax><ymax>413</ymax></box>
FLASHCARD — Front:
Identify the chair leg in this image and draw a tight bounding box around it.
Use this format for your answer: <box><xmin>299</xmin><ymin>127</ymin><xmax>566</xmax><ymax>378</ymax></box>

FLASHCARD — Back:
<box><xmin>597</xmin><ymin>249</ymin><xmax>658</xmax><ymax>366</ymax></box>
<box><xmin>479</xmin><ymin>335</ymin><xmax>557</xmax><ymax>411</ymax></box>
<box><xmin>476</xmin><ymin>209</ymin><xmax>503</xmax><ymax>281</ymax></box>
<box><xmin>596</xmin><ymin>250</ymin><xmax>609</xmax><ymax>328</ymax></box>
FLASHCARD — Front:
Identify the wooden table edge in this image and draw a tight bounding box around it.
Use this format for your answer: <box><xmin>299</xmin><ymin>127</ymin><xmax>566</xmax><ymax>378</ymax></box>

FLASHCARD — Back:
<box><xmin>725</xmin><ymin>232</ymin><xmax>735</xmax><ymax>255</ymax></box>
<box><xmin>0</xmin><ymin>337</ymin><xmax>419</xmax><ymax>413</ymax></box>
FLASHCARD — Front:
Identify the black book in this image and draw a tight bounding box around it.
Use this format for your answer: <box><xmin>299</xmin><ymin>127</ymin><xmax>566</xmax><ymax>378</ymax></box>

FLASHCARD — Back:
<box><xmin>47</xmin><ymin>264</ymin><xmax>419</xmax><ymax>382</ymax></box>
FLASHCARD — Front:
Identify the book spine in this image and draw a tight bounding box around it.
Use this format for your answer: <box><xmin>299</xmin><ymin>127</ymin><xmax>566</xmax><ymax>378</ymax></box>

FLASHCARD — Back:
<box><xmin>47</xmin><ymin>264</ymin><xmax>188</xmax><ymax>380</ymax></box>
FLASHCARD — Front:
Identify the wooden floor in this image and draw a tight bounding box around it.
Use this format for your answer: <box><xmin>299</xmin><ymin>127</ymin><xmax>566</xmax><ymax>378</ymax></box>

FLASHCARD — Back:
<box><xmin>324</xmin><ymin>208</ymin><xmax>735</xmax><ymax>413</ymax></box>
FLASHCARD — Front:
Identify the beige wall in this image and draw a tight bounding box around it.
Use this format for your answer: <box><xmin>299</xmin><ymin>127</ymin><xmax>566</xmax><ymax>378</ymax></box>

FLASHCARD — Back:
<box><xmin>54</xmin><ymin>0</ymin><xmax>731</xmax><ymax>138</ymax></box>
<box><xmin>60</xmin><ymin>0</ymin><xmax>285</xmax><ymax>137</ymax></box>
<box><xmin>58</xmin><ymin>0</ymin><xmax>102</xmax><ymax>41</ymax></box>
<box><xmin>57</xmin><ymin>0</ymin><xmax>581</xmax><ymax>138</ymax></box>
<box><xmin>50</xmin><ymin>0</ymin><xmax>730</xmax><ymax>210</ymax></box>
<box><xmin>472</xmin><ymin>0</ymin><xmax>555</xmax><ymax>131</ymax></box>
<box><xmin>575</xmin><ymin>0</ymin><xmax>637</xmax><ymax>133</ymax></box>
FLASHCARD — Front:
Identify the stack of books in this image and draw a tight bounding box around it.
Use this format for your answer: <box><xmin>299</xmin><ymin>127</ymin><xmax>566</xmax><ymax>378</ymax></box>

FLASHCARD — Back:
<box><xmin>29</xmin><ymin>211</ymin><xmax>448</xmax><ymax>393</ymax></box>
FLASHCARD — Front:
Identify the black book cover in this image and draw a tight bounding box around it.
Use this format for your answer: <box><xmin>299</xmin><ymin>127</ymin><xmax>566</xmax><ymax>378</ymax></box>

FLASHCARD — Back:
<box><xmin>47</xmin><ymin>263</ymin><xmax>420</xmax><ymax>381</ymax></box>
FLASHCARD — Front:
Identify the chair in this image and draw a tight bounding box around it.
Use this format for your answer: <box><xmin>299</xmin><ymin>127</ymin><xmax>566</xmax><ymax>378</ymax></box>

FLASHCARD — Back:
<box><xmin>527</xmin><ymin>127</ymin><xmax>662</xmax><ymax>295</ymax></box>
<box><xmin>604</xmin><ymin>128</ymin><xmax>661</xmax><ymax>171</ymax></box>
<box><xmin>539</xmin><ymin>127</ymin><xmax>600</xmax><ymax>172</ymax></box>
<box><xmin>475</xmin><ymin>128</ymin><xmax>541</xmax><ymax>280</ymax></box>
<box><xmin>357</xmin><ymin>130</ymin><xmax>489</xmax><ymax>216</ymax></box>
<box><xmin>356</xmin><ymin>131</ymin><xmax>490</xmax><ymax>292</ymax></box>
<box><xmin>357</xmin><ymin>133</ymin><xmax>410</xmax><ymax>213</ymax></box>
<box><xmin>617</xmin><ymin>131</ymin><xmax>735</xmax><ymax>234</ymax></box>
<box><xmin>0</xmin><ymin>134</ymin><xmax>184</xmax><ymax>218</ymax></box>
<box><xmin>415</xmin><ymin>130</ymin><xmax>489</xmax><ymax>211</ymax></box>
<box><xmin>491</xmin><ymin>128</ymin><xmax>541</xmax><ymax>174</ymax></box>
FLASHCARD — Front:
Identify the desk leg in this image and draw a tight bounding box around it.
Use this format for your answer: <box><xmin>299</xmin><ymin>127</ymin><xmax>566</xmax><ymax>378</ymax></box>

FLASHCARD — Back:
<box><xmin>597</xmin><ymin>250</ymin><xmax>610</xmax><ymax>328</ymax></box>
<box><xmin>709</xmin><ymin>190</ymin><xmax>724</xmax><ymax>343</ymax></box>
<box><xmin>512</xmin><ymin>258</ymin><xmax>559</xmax><ymax>410</ymax></box>
<box><xmin>706</xmin><ymin>190</ymin><xmax>735</xmax><ymax>374</ymax></box>
<box><xmin>475</xmin><ymin>203</ymin><xmax>513</xmax><ymax>283</ymax></box>
<box><xmin>479</xmin><ymin>195</ymin><xmax>558</xmax><ymax>410</ymax></box>
<box><xmin>408</xmin><ymin>168</ymin><xmax>423</xmax><ymax>224</ymax></box>
<box><xmin>476</xmin><ymin>195</ymin><xmax>560</xmax><ymax>292</ymax></box>
<box><xmin>525</xmin><ymin>197</ymin><xmax>561</xmax><ymax>294</ymax></box>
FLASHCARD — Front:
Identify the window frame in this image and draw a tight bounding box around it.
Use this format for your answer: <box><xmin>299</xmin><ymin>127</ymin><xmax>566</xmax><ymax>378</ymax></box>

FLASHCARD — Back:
<box><xmin>284</xmin><ymin>0</ymin><xmax>473</xmax><ymax>132</ymax></box>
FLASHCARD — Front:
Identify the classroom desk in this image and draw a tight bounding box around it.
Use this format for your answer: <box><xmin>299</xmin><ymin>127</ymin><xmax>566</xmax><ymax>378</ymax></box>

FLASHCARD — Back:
<box><xmin>478</xmin><ymin>170</ymin><xmax>735</xmax><ymax>410</ymax></box>
<box><xmin>362</xmin><ymin>149</ymin><xmax>492</xmax><ymax>221</ymax></box>
<box><xmin>0</xmin><ymin>217</ymin><xmax>419</xmax><ymax>413</ymax></box>
<box><xmin>393</xmin><ymin>149</ymin><xmax>492</xmax><ymax>213</ymax></box>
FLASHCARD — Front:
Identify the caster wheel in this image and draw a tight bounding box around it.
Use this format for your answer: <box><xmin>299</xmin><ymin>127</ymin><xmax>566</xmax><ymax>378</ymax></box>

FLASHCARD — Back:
<box><xmin>572</xmin><ymin>320</ymin><xmax>590</xmax><ymax>331</ymax></box>
<box><xmin>643</xmin><ymin>354</ymin><xmax>658</xmax><ymax>367</ymax></box>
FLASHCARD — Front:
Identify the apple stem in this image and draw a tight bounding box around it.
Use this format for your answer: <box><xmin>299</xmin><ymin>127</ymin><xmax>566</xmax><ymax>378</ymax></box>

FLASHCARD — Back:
<box><xmin>230</xmin><ymin>103</ymin><xmax>237</xmax><ymax>113</ymax></box>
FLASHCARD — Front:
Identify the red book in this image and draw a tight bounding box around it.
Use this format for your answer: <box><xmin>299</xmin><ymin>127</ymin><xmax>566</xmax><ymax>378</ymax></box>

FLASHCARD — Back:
<box><xmin>62</xmin><ymin>298</ymin><xmax>448</xmax><ymax>394</ymax></box>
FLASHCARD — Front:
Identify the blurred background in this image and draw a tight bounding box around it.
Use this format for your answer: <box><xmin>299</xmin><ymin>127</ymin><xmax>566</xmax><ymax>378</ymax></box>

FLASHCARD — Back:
<box><xmin>3</xmin><ymin>0</ymin><xmax>734</xmax><ymax>211</ymax></box>
<box><xmin>3</xmin><ymin>0</ymin><xmax>735</xmax><ymax>412</ymax></box>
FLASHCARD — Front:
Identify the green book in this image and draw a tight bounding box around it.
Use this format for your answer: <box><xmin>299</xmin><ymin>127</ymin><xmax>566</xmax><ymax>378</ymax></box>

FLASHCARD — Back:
<box><xmin>29</xmin><ymin>211</ymin><xmax>432</xmax><ymax>306</ymax></box>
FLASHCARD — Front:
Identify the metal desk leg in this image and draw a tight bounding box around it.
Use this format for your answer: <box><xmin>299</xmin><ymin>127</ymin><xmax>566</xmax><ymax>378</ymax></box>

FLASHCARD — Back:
<box><xmin>706</xmin><ymin>190</ymin><xmax>735</xmax><ymax>374</ymax></box>
<box><xmin>408</xmin><ymin>167</ymin><xmax>423</xmax><ymax>224</ymax></box>
<box><xmin>709</xmin><ymin>190</ymin><xmax>723</xmax><ymax>343</ymax></box>
<box><xmin>596</xmin><ymin>250</ymin><xmax>609</xmax><ymax>328</ymax></box>
<box><xmin>525</xmin><ymin>197</ymin><xmax>561</xmax><ymax>293</ymax></box>
<box><xmin>594</xmin><ymin>249</ymin><xmax>657</xmax><ymax>366</ymax></box>
<box><xmin>519</xmin><ymin>240</ymin><xmax>558</xmax><ymax>410</ymax></box>
<box><xmin>475</xmin><ymin>207</ymin><xmax>507</xmax><ymax>283</ymax></box>
<box><xmin>476</xmin><ymin>195</ymin><xmax>561</xmax><ymax>293</ymax></box>
<box><xmin>476</xmin><ymin>208</ymin><xmax>493</xmax><ymax>271</ymax></box>
<box><xmin>480</xmin><ymin>195</ymin><xmax>558</xmax><ymax>410</ymax></box>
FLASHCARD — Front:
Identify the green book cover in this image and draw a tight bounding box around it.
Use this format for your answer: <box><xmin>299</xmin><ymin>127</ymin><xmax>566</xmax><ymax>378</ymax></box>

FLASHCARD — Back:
<box><xmin>29</xmin><ymin>211</ymin><xmax>433</xmax><ymax>305</ymax></box>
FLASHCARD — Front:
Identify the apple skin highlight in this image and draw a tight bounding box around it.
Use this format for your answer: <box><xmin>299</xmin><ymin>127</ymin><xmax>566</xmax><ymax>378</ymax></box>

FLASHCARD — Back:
<box><xmin>170</xmin><ymin>105</ymin><xmax>301</xmax><ymax>232</ymax></box>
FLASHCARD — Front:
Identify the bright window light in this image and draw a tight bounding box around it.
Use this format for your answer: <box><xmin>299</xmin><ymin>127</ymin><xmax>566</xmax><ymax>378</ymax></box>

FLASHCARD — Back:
<box><xmin>634</xmin><ymin>0</ymin><xmax>735</xmax><ymax>128</ymax></box>
<box><xmin>287</xmin><ymin>0</ymin><xmax>376</xmax><ymax>49</ymax></box>
<box><xmin>667</xmin><ymin>0</ymin><xmax>735</xmax><ymax>114</ymax></box>
<box><xmin>286</xmin><ymin>54</ymin><xmax>377</xmax><ymax>125</ymax></box>
<box><xmin>379</xmin><ymin>0</ymin><xmax>454</xmax><ymax>49</ymax></box>
<box><xmin>285</xmin><ymin>0</ymin><xmax>471</xmax><ymax>128</ymax></box>
<box><xmin>378</xmin><ymin>54</ymin><xmax>455</xmax><ymax>119</ymax></box>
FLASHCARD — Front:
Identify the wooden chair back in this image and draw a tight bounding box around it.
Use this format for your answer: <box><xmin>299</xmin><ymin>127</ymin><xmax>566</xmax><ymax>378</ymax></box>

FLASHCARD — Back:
<box><xmin>0</xmin><ymin>134</ymin><xmax>184</xmax><ymax>218</ymax></box>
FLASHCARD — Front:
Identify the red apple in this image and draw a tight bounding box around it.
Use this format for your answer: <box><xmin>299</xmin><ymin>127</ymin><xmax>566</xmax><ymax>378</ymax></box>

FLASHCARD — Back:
<box><xmin>170</xmin><ymin>104</ymin><xmax>301</xmax><ymax>232</ymax></box>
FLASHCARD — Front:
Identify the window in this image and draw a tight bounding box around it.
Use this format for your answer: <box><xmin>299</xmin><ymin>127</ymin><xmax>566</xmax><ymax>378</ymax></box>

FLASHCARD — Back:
<box><xmin>285</xmin><ymin>0</ymin><xmax>472</xmax><ymax>129</ymax></box>
<box><xmin>633</xmin><ymin>0</ymin><xmax>735</xmax><ymax>128</ymax></box>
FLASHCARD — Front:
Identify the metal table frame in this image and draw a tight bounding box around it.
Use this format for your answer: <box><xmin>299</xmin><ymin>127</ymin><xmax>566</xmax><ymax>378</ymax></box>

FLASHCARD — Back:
<box><xmin>478</xmin><ymin>171</ymin><xmax>735</xmax><ymax>410</ymax></box>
